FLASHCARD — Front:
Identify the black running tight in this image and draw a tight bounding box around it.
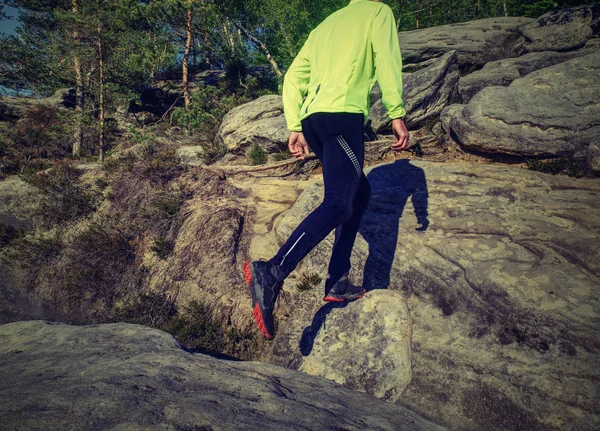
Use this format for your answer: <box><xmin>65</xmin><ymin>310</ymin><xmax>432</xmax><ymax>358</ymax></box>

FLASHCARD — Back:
<box><xmin>270</xmin><ymin>112</ymin><xmax>371</xmax><ymax>280</ymax></box>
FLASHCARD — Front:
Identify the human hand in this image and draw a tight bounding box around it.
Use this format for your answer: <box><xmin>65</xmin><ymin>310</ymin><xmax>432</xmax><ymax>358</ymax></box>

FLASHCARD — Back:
<box><xmin>391</xmin><ymin>118</ymin><xmax>409</xmax><ymax>152</ymax></box>
<box><xmin>288</xmin><ymin>131</ymin><xmax>310</xmax><ymax>160</ymax></box>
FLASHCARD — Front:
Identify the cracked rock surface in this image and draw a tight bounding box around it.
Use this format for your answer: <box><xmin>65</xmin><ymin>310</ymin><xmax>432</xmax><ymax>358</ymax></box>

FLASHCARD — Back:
<box><xmin>513</xmin><ymin>4</ymin><xmax>600</xmax><ymax>54</ymax></box>
<box><xmin>442</xmin><ymin>50</ymin><xmax>600</xmax><ymax>169</ymax></box>
<box><xmin>398</xmin><ymin>17</ymin><xmax>533</xmax><ymax>70</ymax></box>
<box><xmin>457</xmin><ymin>38</ymin><xmax>600</xmax><ymax>103</ymax></box>
<box><xmin>266</xmin><ymin>160</ymin><xmax>600</xmax><ymax>431</ymax></box>
<box><xmin>0</xmin><ymin>320</ymin><xmax>446</xmax><ymax>431</ymax></box>
<box><xmin>370</xmin><ymin>51</ymin><xmax>459</xmax><ymax>133</ymax></box>
<box><xmin>215</xmin><ymin>94</ymin><xmax>288</xmax><ymax>155</ymax></box>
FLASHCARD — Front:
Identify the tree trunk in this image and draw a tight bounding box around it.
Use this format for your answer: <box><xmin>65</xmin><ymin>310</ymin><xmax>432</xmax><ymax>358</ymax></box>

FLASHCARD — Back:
<box><xmin>183</xmin><ymin>6</ymin><xmax>193</xmax><ymax>109</ymax></box>
<box><xmin>97</xmin><ymin>17</ymin><xmax>104</xmax><ymax>163</ymax></box>
<box><xmin>222</xmin><ymin>21</ymin><xmax>235</xmax><ymax>53</ymax></box>
<box><xmin>200</xmin><ymin>0</ymin><xmax>211</xmax><ymax>67</ymax></box>
<box><xmin>72</xmin><ymin>0</ymin><xmax>84</xmax><ymax>157</ymax></box>
<box><xmin>232</xmin><ymin>19</ymin><xmax>282</xmax><ymax>78</ymax></box>
<box><xmin>504</xmin><ymin>0</ymin><xmax>508</xmax><ymax>17</ymax></box>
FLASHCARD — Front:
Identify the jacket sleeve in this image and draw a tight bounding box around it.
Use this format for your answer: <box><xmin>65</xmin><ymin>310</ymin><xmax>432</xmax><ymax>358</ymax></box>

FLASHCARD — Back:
<box><xmin>372</xmin><ymin>5</ymin><xmax>406</xmax><ymax>119</ymax></box>
<box><xmin>282</xmin><ymin>39</ymin><xmax>311</xmax><ymax>132</ymax></box>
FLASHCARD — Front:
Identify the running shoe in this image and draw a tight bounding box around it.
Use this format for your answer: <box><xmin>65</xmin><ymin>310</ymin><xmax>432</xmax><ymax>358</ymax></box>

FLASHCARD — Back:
<box><xmin>323</xmin><ymin>273</ymin><xmax>366</xmax><ymax>302</ymax></box>
<box><xmin>243</xmin><ymin>259</ymin><xmax>283</xmax><ymax>339</ymax></box>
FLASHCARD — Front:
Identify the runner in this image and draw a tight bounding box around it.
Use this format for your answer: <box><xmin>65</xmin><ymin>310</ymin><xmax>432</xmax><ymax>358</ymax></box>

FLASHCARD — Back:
<box><xmin>244</xmin><ymin>0</ymin><xmax>410</xmax><ymax>339</ymax></box>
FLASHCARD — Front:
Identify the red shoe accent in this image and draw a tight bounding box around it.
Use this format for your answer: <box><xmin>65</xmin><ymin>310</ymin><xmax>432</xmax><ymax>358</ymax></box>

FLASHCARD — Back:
<box><xmin>243</xmin><ymin>260</ymin><xmax>252</xmax><ymax>286</ymax></box>
<box><xmin>323</xmin><ymin>295</ymin><xmax>345</xmax><ymax>302</ymax></box>
<box><xmin>253</xmin><ymin>303</ymin><xmax>273</xmax><ymax>339</ymax></box>
<box><xmin>323</xmin><ymin>289</ymin><xmax>366</xmax><ymax>302</ymax></box>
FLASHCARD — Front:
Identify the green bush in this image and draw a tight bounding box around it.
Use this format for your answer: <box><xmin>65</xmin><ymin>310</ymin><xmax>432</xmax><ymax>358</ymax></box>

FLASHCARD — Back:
<box><xmin>197</xmin><ymin>140</ymin><xmax>228</xmax><ymax>165</ymax></box>
<box><xmin>25</xmin><ymin>158</ymin><xmax>97</xmax><ymax>225</ymax></box>
<box><xmin>247</xmin><ymin>143</ymin><xmax>268</xmax><ymax>165</ymax></box>
<box><xmin>163</xmin><ymin>300</ymin><xmax>222</xmax><ymax>352</ymax></box>
<box><xmin>0</xmin><ymin>105</ymin><xmax>72</xmax><ymax>177</ymax></box>
<box><xmin>526</xmin><ymin>157</ymin><xmax>584</xmax><ymax>177</ymax></box>
<box><xmin>171</xmin><ymin>84</ymin><xmax>247</xmax><ymax>138</ymax></box>
<box><xmin>296</xmin><ymin>272</ymin><xmax>323</xmax><ymax>292</ymax></box>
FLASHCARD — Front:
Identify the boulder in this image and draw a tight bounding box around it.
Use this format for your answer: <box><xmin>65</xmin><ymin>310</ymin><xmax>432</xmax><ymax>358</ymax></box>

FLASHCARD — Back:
<box><xmin>0</xmin><ymin>88</ymin><xmax>73</xmax><ymax>121</ymax></box>
<box><xmin>442</xmin><ymin>50</ymin><xmax>600</xmax><ymax>169</ymax></box>
<box><xmin>399</xmin><ymin>17</ymin><xmax>534</xmax><ymax>71</ymax></box>
<box><xmin>268</xmin><ymin>160</ymin><xmax>600</xmax><ymax>431</ymax></box>
<box><xmin>194</xmin><ymin>69</ymin><xmax>227</xmax><ymax>86</ymax></box>
<box><xmin>299</xmin><ymin>289</ymin><xmax>412</xmax><ymax>403</ymax></box>
<box><xmin>0</xmin><ymin>320</ymin><xmax>446</xmax><ymax>431</ymax></box>
<box><xmin>513</xmin><ymin>4</ymin><xmax>600</xmax><ymax>55</ymax></box>
<box><xmin>458</xmin><ymin>38</ymin><xmax>600</xmax><ymax>102</ymax></box>
<box><xmin>370</xmin><ymin>50</ymin><xmax>459</xmax><ymax>133</ymax></box>
<box><xmin>215</xmin><ymin>95</ymin><xmax>288</xmax><ymax>154</ymax></box>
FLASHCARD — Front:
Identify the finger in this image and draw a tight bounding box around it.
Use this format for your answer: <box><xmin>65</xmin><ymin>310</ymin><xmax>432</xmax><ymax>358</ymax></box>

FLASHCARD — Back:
<box><xmin>303</xmin><ymin>144</ymin><xmax>310</xmax><ymax>159</ymax></box>
<box><xmin>288</xmin><ymin>134</ymin><xmax>297</xmax><ymax>153</ymax></box>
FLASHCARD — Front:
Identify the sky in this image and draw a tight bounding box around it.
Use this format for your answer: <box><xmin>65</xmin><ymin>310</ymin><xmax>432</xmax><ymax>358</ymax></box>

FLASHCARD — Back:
<box><xmin>0</xmin><ymin>5</ymin><xmax>20</xmax><ymax>36</ymax></box>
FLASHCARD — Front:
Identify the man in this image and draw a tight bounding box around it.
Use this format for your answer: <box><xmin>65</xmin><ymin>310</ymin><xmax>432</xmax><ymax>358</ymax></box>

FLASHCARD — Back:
<box><xmin>244</xmin><ymin>0</ymin><xmax>410</xmax><ymax>339</ymax></box>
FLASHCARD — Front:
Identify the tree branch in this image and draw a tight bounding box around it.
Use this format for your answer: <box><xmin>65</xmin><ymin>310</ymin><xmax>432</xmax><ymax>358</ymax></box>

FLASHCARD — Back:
<box><xmin>229</xmin><ymin>18</ymin><xmax>282</xmax><ymax>78</ymax></box>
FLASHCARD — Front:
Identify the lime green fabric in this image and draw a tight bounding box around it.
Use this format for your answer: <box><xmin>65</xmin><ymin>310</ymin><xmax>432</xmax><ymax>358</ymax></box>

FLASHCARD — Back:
<box><xmin>282</xmin><ymin>0</ymin><xmax>405</xmax><ymax>132</ymax></box>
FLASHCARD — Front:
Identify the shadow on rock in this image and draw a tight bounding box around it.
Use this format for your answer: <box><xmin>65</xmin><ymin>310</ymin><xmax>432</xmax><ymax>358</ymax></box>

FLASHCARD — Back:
<box><xmin>299</xmin><ymin>301</ymin><xmax>349</xmax><ymax>356</ymax></box>
<box><xmin>300</xmin><ymin>160</ymin><xmax>429</xmax><ymax>356</ymax></box>
<box><xmin>361</xmin><ymin>159</ymin><xmax>429</xmax><ymax>291</ymax></box>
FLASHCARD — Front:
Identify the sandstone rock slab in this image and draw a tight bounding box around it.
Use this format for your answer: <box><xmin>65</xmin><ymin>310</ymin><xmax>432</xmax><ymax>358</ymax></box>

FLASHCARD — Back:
<box><xmin>215</xmin><ymin>95</ymin><xmax>288</xmax><ymax>153</ymax></box>
<box><xmin>443</xmin><ymin>50</ymin><xmax>600</xmax><ymax>169</ymax></box>
<box><xmin>513</xmin><ymin>4</ymin><xmax>600</xmax><ymax>55</ymax></box>
<box><xmin>399</xmin><ymin>17</ymin><xmax>533</xmax><ymax>70</ymax></box>
<box><xmin>370</xmin><ymin>50</ymin><xmax>459</xmax><ymax>133</ymax></box>
<box><xmin>269</xmin><ymin>160</ymin><xmax>600</xmax><ymax>431</ymax></box>
<box><xmin>458</xmin><ymin>38</ymin><xmax>600</xmax><ymax>102</ymax></box>
<box><xmin>300</xmin><ymin>289</ymin><xmax>412</xmax><ymax>403</ymax></box>
<box><xmin>0</xmin><ymin>320</ymin><xmax>446</xmax><ymax>431</ymax></box>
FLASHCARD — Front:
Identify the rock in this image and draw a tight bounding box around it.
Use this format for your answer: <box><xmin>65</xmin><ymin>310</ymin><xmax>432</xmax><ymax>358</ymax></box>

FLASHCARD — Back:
<box><xmin>176</xmin><ymin>145</ymin><xmax>206</xmax><ymax>165</ymax></box>
<box><xmin>458</xmin><ymin>38</ymin><xmax>600</xmax><ymax>102</ymax></box>
<box><xmin>513</xmin><ymin>4</ymin><xmax>600</xmax><ymax>55</ymax></box>
<box><xmin>399</xmin><ymin>17</ymin><xmax>534</xmax><ymax>71</ymax></box>
<box><xmin>370</xmin><ymin>50</ymin><xmax>459</xmax><ymax>133</ymax></box>
<box><xmin>194</xmin><ymin>69</ymin><xmax>227</xmax><ymax>86</ymax></box>
<box><xmin>0</xmin><ymin>320</ymin><xmax>446</xmax><ymax>431</ymax></box>
<box><xmin>215</xmin><ymin>95</ymin><xmax>288</xmax><ymax>154</ymax></box>
<box><xmin>299</xmin><ymin>289</ymin><xmax>412</xmax><ymax>402</ymax></box>
<box><xmin>442</xmin><ymin>50</ymin><xmax>600</xmax><ymax>165</ymax></box>
<box><xmin>268</xmin><ymin>160</ymin><xmax>600</xmax><ymax>431</ymax></box>
<box><xmin>0</xmin><ymin>88</ymin><xmax>73</xmax><ymax>121</ymax></box>
<box><xmin>588</xmin><ymin>143</ymin><xmax>600</xmax><ymax>172</ymax></box>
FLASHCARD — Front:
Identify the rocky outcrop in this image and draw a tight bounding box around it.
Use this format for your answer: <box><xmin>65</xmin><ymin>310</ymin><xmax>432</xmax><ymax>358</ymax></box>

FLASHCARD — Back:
<box><xmin>215</xmin><ymin>95</ymin><xmax>288</xmax><ymax>154</ymax></box>
<box><xmin>513</xmin><ymin>4</ymin><xmax>600</xmax><ymax>55</ymax></box>
<box><xmin>442</xmin><ymin>50</ymin><xmax>600</xmax><ymax>170</ymax></box>
<box><xmin>299</xmin><ymin>289</ymin><xmax>412</xmax><ymax>403</ymax></box>
<box><xmin>458</xmin><ymin>38</ymin><xmax>600</xmax><ymax>102</ymax></box>
<box><xmin>0</xmin><ymin>88</ymin><xmax>73</xmax><ymax>121</ymax></box>
<box><xmin>0</xmin><ymin>320</ymin><xmax>446</xmax><ymax>431</ymax></box>
<box><xmin>265</xmin><ymin>160</ymin><xmax>600</xmax><ymax>431</ymax></box>
<box><xmin>370</xmin><ymin>50</ymin><xmax>459</xmax><ymax>133</ymax></box>
<box><xmin>398</xmin><ymin>17</ymin><xmax>534</xmax><ymax>71</ymax></box>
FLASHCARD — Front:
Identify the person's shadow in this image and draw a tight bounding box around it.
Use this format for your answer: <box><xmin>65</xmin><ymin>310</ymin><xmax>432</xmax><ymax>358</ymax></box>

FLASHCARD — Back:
<box><xmin>299</xmin><ymin>159</ymin><xmax>429</xmax><ymax>356</ymax></box>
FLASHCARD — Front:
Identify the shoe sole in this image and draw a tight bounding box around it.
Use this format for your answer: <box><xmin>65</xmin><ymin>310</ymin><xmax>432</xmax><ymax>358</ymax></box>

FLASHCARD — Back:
<box><xmin>323</xmin><ymin>289</ymin><xmax>366</xmax><ymax>302</ymax></box>
<box><xmin>244</xmin><ymin>260</ymin><xmax>274</xmax><ymax>339</ymax></box>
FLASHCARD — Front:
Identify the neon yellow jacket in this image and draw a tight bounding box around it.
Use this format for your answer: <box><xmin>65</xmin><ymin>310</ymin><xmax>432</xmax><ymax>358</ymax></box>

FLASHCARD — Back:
<box><xmin>282</xmin><ymin>0</ymin><xmax>406</xmax><ymax>132</ymax></box>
